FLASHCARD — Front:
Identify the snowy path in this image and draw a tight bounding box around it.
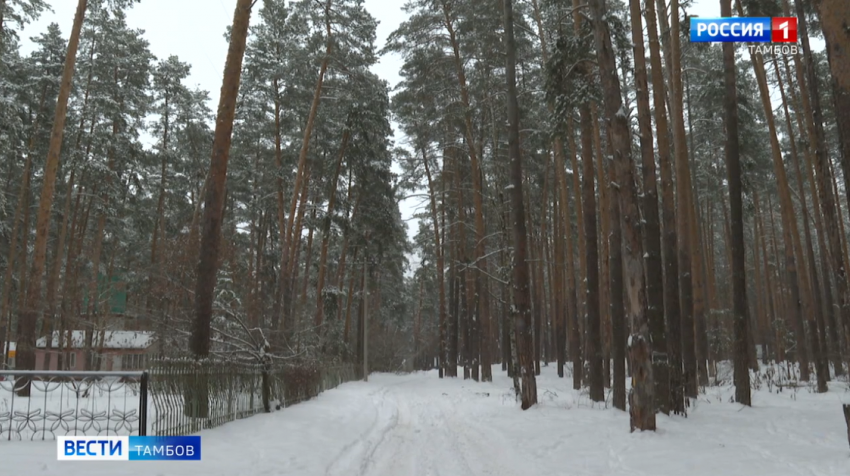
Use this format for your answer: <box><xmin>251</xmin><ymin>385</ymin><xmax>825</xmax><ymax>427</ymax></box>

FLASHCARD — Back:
<box><xmin>2</xmin><ymin>366</ymin><xmax>849</xmax><ymax>476</ymax></box>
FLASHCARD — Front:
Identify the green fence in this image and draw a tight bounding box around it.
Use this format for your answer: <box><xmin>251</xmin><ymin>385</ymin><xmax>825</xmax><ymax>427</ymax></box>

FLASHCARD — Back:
<box><xmin>147</xmin><ymin>358</ymin><xmax>357</xmax><ymax>436</ymax></box>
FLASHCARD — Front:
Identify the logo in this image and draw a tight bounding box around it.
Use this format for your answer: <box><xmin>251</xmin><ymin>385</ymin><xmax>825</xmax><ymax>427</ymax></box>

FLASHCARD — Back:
<box><xmin>689</xmin><ymin>17</ymin><xmax>798</xmax><ymax>43</ymax></box>
<box><xmin>57</xmin><ymin>436</ymin><xmax>201</xmax><ymax>461</ymax></box>
<box><xmin>771</xmin><ymin>17</ymin><xmax>797</xmax><ymax>43</ymax></box>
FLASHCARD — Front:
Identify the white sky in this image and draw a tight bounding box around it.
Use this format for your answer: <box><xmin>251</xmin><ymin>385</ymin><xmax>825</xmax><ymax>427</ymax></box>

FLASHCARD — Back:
<box><xmin>16</xmin><ymin>0</ymin><xmax>796</xmax><ymax>274</ymax></box>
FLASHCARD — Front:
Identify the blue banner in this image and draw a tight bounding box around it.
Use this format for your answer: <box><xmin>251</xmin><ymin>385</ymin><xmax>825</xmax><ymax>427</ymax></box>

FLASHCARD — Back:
<box><xmin>690</xmin><ymin>17</ymin><xmax>772</xmax><ymax>42</ymax></box>
<box><xmin>129</xmin><ymin>436</ymin><xmax>201</xmax><ymax>461</ymax></box>
<box><xmin>58</xmin><ymin>436</ymin><xmax>201</xmax><ymax>461</ymax></box>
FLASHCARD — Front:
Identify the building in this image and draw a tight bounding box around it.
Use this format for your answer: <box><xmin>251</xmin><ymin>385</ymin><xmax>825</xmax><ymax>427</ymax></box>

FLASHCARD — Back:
<box><xmin>34</xmin><ymin>330</ymin><xmax>154</xmax><ymax>371</ymax></box>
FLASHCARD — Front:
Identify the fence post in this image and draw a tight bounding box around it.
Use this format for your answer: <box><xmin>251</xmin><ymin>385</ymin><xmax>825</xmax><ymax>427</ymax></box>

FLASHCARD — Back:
<box><xmin>139</xmin><ymin>371</ymin><xmax>148</xmax><ymax>436</ymax></box>
<box><xmin>843</xmin><ymin>404</ymin><xmax>849</xmax><ymax>449</ymax></box>
<box><xmin>261</xmin><ymin>361</ymin><xmax>270</xmax><ymax>413</ymax></box>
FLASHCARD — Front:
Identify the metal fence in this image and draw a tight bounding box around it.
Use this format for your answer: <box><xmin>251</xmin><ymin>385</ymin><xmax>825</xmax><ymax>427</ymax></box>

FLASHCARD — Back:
<box><xmin>0</xmin><ymin>370</ymin><xmax>147</xmax><ymax>441</ymax></box>
<box><xmin>1</xmin><ymin>360</ymin><xmax>358</xmax><ymax>441</ymax></box>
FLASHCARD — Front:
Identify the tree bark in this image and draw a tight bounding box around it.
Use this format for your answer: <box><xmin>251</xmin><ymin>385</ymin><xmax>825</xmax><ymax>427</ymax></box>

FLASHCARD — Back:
<box><xmin>646</xmin><ymin>0</ymin><xmax>683</xmax><ymax>410</ymax></box>
<box><xmin>629</xmin><ymin>0</ymin><xmax>667</xmax><ymax>414</ymax></box>
<box><xmin>281</xmin><ymin>0</ymin><xmax>333</xmax><ymax>336</ymax></box>
<box><xmin>721</xmin><ymin>0</ymin><xmax>751</xmax><ymax>405</ymax></box>
<box><xmin>607</xmin><ymin>127</ymin><xmax>626</xmax><ymax>412</ymax></box>
<box><xmin>795</xmin><ymin>0</ymin><xmax>850</xmax><ymax>370</ymax></box>
<box><xmin>589</xmin><ymin>0</ymin><xmax>654</xmax><ymax>430</ymax></box>
<box><xmin>504</xmin><ymin>0</ymin><xmax>537</xmax><ymax>409</ymax></box>
<box><xmin>746</xmin><ymin>44</ymin><xmax>812</xmax><ymax>382</ymax></box>
<box><xmin>441</xmin><ymin>0</ymin><xmax>492</xmax><ymax>382</ymax></box>
<box><xmin>314</xmin><ymin>130</ymin><xmax>351</xmax><ymax>328</ymax></box>
<box><xmin>422</xmin><ymin>146</ymin><xmax>448</xmax><ymax>378</ymax></box>
<box><xmin>580</xmin><ymin>105</ymin><xmax>603</xmax><ymax>401</ymax></box>
<box><xmin>191</xmin><ymin>0</ymin><xmax>253</xmax><ymax>358</ymax></box>
<box><xmin>15</xmin><ymin>0</ymin><xmax>88</xmax><ymax>379</ymax></box>
<box><xmin>663</xmin><ymin>0</ymin><xmax>698</xmax><ymax>398</ymax></box>
<box><xmin>812</xmin><ymin>0</ymin><xmax>850</xmax><ymax>91</ymax></box>
<box><xmin>772</xmin><ymin>55</ymin><xmax>835</xmax><ymax>384</ymax></box>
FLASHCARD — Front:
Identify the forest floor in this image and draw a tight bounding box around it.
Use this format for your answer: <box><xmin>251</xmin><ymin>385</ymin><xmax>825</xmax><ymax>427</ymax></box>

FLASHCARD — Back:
<box><xmin>2</xmin><ymin>364</ymin><xmax>849</xmax><ymax>475</ymax></box>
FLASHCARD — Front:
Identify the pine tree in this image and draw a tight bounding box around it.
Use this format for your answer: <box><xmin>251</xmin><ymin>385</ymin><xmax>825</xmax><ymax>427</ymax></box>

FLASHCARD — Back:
<box><xmin>14</xmin><ymin>0</ymin><xmax>87</xmax><ymax>384</ymax></box>
<box><xmin>192</xmin><ymin>0</ymin><xmax>254</xmax><ymax>359</ymax></box>
<box><xmin>589</xmin><ymin>0</ymin><xmax>654</xmax><ymax>431</ymax></box>
<box><xmin>721</xmin><ymin>0</ymin><xmax>750</xmax><ymax>407</ymax></box>
<box><xmin>504</xmin><ymin>0</ymin><xmax>536</xmax><ymax>410</ymax></box>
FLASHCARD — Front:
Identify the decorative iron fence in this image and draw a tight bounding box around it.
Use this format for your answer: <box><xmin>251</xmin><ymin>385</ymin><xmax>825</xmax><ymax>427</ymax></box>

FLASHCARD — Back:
<box><xmin>147</xmin><ymin>358</ymin><xmax>267</xmax><ymax>436</ymax></box>
<box><xmin>146</xmin><ymin>359</ymin><xmax>358</xmax><ymax>436</ymax></box>
<box><xmin>0</xmin><ymin>370</ymin><xmax>147</xmax><ymax>441</ymax></box>
<box><xmin>0</xmin><ymin>360</ymin><xmax>358</xmax><ymax>441</ymax></box>
<box><xmin>269</xmin><ymin>363</ymin><xmax>358</xmax><ymax>409</ymax></box>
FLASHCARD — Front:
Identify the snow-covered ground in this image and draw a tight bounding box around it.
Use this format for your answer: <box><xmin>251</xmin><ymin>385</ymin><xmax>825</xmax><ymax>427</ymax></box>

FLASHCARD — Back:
<box><xmin>1</xmin><ymin>364</ymin><xmax>848</xmax><ymax>475</ymax></box>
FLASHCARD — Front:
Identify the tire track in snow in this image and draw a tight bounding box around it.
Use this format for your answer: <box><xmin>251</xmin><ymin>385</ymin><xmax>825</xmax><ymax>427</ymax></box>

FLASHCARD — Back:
<box><xmin>324</xmin><ymin>384</ymin><xmax>399</xmax><ymax>476</ymax></box>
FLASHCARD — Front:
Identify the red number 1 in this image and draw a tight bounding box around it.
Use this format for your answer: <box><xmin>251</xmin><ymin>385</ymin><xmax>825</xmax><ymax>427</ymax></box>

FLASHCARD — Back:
<box><xmin>772</xmin><ymin>17</ymin><xmax>798</xmax><ymax>43</ymax></box>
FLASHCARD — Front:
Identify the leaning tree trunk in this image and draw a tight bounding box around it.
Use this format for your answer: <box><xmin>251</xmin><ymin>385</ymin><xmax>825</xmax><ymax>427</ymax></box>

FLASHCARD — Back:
<box><xmin>15</xmin><ymin>0</ymin><xmax>88</xmax><ymax>384</ymax></box>
<box><xmin>795</xmin><ymin>0</ymin><xmax>850</xmax><ymax>367</ymax></box>
<box><xmin>590</xmin><ymin>0</ymin><xmax>654</xmax><ymax>431</ymax></box>
<box><xmin>280</xmin><ymin>0</ymin><xmax>333</xmax><ymax>338</ymax></box>
<box><xmin>192</xmin><ymin>0</ymin><xmax>254</xmax><ymax>363</ymax></box>
<box><xmin>746</xmin><ymin>45</ymin><xmax>813</xmax><ymax>383</ymax></box>
<box><xmin>504</xmin><ymin>0</ymin><xmax>537</xmax><ymax>410</ymax></box>
<box><xmin>774</xmin><ymin>56</ymin><xmax>833</xmax><ymax>383</ymax></box>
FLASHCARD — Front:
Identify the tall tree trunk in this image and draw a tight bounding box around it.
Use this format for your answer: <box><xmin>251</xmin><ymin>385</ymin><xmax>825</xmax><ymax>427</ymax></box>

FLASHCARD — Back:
<box><xmin>795</xmin><ymin>0</ymin><xmax>850</xmax><ymax>370</ymax></box>
<box><xmin>589</xmin><ymin>0</ymin><xmax>654</xmax><ymax>431</ymax></box>
<box><xmin>607</xmin><ymin>126</ymin><xmax>626</xmax><ymax>412</ymax></box>
<box><xmin>665</xmin><ymin>0</ymin><xmax>698</xmax><ymax>398</ymax></box>
<box><xmin>504</xmin><ymin>0</ymin><xmax>537</xmax><ymax>409</ymax></box>
<box><xmin>579</xmin><ymin>104</ymin><xmax>603</xmax><ymax>401</ymax></box>
<box><xmin>812</xmin><ymin>0</ymin><xmax>850</xmax><ymax>91</ymax></box>
<box><xmin>530</xmin><ymin>0</ymin><xmax>568</xmax><ymax>380</ymax></box>
<box><xmin>314</xmin><ymin>130</ymin><xmax>350</xmax><ymax>328</ymax></box>
<box><xmin>191</xmin><ymin>0</ymin><xmax>253</xmax><ymax>359</ymax></box>
<box><xmin>781</xmin><ymin>53</ymin><xmax>845</xmax><ymax>375</ymax></box>
<box><xmin>0</xmin><ymin>85</ymin><xmax>48</xmax><ymax>360</ymax></box>
<box><xmin>281</xmin><ymin>0</ymin><xmax>333</xmax><ymax>336</ymax></box>
<box><xmin>42</xmin><ymin>168</ymin><xmax>76</xmax><ymax>367</ymax></box>
<box><xmin>566</xmin><ymin>123</ymin><xmax>582</xmax><ymax>390</ymax></box>
<box><xmin>745</xmin><ymin>41</ymin><xmax>811</xmax><ymax>382</ymax></box>
<box><xmin>422</xmin><ymin>146</ymin><xmax>448</xmax><ymax>378</ymax></box>
<box><xmin>722</xmin><ymin>0</ymin><xmax>751</xmax><ymax>405</ymax></box>
<box><xmin>813</xmin><ymin>0</ymin><xmax>850</xmax><ymax>236</ymax></box>
<box><xmin>772</xmin><ymin>55</ymin><xmax>837</xmax><ymax>381</ymax></box>
<box><xmin>755</xmin><ymin>192</ymin><xmax>779</xmax><ymax>362</ymax></box>
<box><xmin>441</xmin><ymin>0</ymin><xmax>492</xmax><ymax>382</ymax></box>
<box><xmin>593</xmin><ymin>103</ymin><xmax>612</xmax><ymax>389</ymax></box>
<box><xmin>16</xmin><ymin>0</ymin><xmax>88</xmax><ymax>380</ymax></box>
<box><xmin>629</xmin><ymin>0</ymin><xmax>667</xmax><ymax>414</ymax></box>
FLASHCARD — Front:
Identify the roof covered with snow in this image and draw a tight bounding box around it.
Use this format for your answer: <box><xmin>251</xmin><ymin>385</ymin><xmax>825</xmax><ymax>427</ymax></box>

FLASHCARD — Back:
<box><xmin>36</xmin><ymin>331</ymin><xmax>154</xmax><ymax>350</ymax></box>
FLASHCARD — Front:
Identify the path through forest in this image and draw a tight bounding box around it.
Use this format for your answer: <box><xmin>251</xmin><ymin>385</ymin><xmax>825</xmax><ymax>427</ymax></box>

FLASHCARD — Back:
<box><xmin>3</xmin><ymin>366</ymin><xmax>849</xmax><ymax>475</ymax></box>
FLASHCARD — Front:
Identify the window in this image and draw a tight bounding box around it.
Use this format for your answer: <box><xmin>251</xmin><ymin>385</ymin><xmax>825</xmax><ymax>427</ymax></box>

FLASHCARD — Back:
<box><xmin>87</xmin><ymin>353</ymin><xmax>103</xmax><ymax>370</ymax></box>
<box><xmin>121</xmin><ymin>353</ymin><xmax>146</xmax><ymax>370</ymax></box>
<box><xmin>66</xmin><ymin>352</ymin><xmax>76</xmax><ymax>369</ymax></box>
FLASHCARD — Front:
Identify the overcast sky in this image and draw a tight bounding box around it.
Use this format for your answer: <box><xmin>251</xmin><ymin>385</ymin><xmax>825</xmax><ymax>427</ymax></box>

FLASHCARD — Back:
<box><xmin>16</xmin><ymin>0</ymin><xmax>782</xmax><ymax>272</ymax></box>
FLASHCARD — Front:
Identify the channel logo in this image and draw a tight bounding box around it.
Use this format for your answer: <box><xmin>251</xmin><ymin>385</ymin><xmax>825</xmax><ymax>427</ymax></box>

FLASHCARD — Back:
<box><xmin>57</xmin><ymin>436</ymin><xmax>201</xmax><ymax>461</ymax></box>
<box><xmin>690</xmin><ymin>17</ymin><xmax>797</xmax><ymax>43</ymax></box>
